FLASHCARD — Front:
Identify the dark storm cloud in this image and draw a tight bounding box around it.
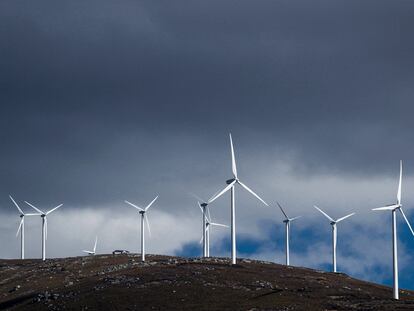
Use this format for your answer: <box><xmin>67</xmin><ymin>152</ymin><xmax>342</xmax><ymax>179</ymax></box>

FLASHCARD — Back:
<box><xmin>1</xmin><ymin>0</ymin><xmax>414</xmax><ymax>207</ymax></box>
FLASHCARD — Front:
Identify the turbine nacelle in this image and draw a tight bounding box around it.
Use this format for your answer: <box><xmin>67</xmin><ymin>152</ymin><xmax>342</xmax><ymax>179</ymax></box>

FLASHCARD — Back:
<box><xmin>393</xmin><ymin>203</ymin><xmax>402</xmax><ymax>210</ymax></box>
<box><xmin>226</xmin><ymin>178</ymin><xmax>236</xmax><ymax>185</ymax></box>
<box><xmin>277</xmin><ymin>202</ymin><xmax>301</xmax><ymax>223</ymax></box>
<box><xmin>314</xmin><ymin>205</ymin><xmax>355</xmax><ymax>225</ymax></box>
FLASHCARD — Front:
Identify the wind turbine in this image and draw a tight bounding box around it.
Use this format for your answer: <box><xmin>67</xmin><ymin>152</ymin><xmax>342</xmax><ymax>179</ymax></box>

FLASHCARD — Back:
<box><xmin>314</xmin><ymin>205</ymin><xmax>355</xmax><ymax>273</ymax></box>
<box><xmin>276</xmin><ymin>202</ymin><xmax>301</xmax><ymax>266</ymax></box>
<box><xmin>192</xmin><ymin>194</ymin><xmax>210</xmax><ymax>257</ymax></box>
<box><xmin>125</xmin><ymin>196</ymin><xmax>158</xmax><ymax>262</ymax></box>
<box><xmin>9</xmin><ymin>195</ymin><xmax>39</xmax><ymax>259</ymax></box>
<box><xmin>25</xmin><ymin>201</ymin><xmax>63</xmax><ymax>261</ymax></box>
<box><xmin>197</xmin><ymin>202</ymin><xmax>229</xmax><ymax>257</ymax></box>
<box><xmin>208</xmin><ymin>133</ymin><xmax>268</xmax><ymax>264</ymax></box>
<box><xmin>191</xmin><ymin>191</ymin><xmax>221</xmax><ymax>258</ymax></box>
<box><xmin>372</xmin><ymin>160</ymin><xmax>414</xmax><ymax>300</ymax></box>
<box><xmin>83</xmin><ymin>236</ymin><xmax>98</xmax><ymax>256</ymax></box>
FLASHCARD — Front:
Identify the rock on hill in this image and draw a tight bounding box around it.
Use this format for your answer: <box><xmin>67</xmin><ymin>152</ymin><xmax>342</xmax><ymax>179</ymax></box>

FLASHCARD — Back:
<box><xmin>0</xmin><ymin>254</ymin><xmax>413</xmax><ymax>310</ymax></box>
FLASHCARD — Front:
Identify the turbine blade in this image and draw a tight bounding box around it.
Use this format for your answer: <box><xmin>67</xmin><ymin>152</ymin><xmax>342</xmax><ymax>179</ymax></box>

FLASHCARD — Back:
<box><xmin>238</xmin><ymin>181</ymin><xmax>268</xmax><ymax>206</ymax></box>
<box><xmin>207</xmin><ymin>206</ymin><xmax>212</xmax><ymax>222</ymax></box>
<box><xmin>94</xmin><ymin>236</ymin><xmax>98</xmax><ymax>252</ymax></box>
<box><xmin>209</xmin><ymin>189</ymin><xmax>223</xmax><ymax>203</ymax></box>
<box><xmin>25</xmin><ymin>201</ymin><xmax>44</xmax><ymax>214</ymax></box>
<box><xmin>336</xmin><ymin>212</ymin><xmax>355</xmax><ymax>223</ymax></box>
<box><xmin>145</xmin><ymin>214</ymin><xmax>151</xmax><ymax>237</ymax></box>
<box><xmin>289</xmin><ymin>216</ymin><xmax>302</xmax><ymax>222</ymax></box>
<box><xmin>397</xmin><ymin>160</ymin><xmax>402</xmax><ymax>205</ymax></box>
<box><xmin>124</xmin><ymin>200</ymin><xmax>144</xmax><ymax>211</ymax></box>
<box><xmin>24</xmin><ymin>213</ymin><xmax>41</xmax><ymax>216</ymax></box>
<box><xmin>229</xmin><ymin>133</ymin><xmax>238</xmax><ymax>179</ymax></box>
<box><xmin>46</xmin><ymin>204</ymin><xmax>63</xmax><ymax>215</ymax></box>
<box><xmin>313</xmin><ymin>205</ymin><xmax>334</xmax><ymax>222</ymax></box>
<box><xmin>372</xmin><ymin>204</ymin><xmax>399</xmax><ymax>211</ymax></box>
<box><xmin>145</xmin><ymin>195</ymin><xmax>158</xmax><ymax>211</ymax></box>
<box><xmin>190</xmin><ymin>193</ymin><xmax>205</xmax><ymax>203</ymax></box>
<box><xmin>10</xmin><ymin>195</ymin><xmax>24</xmax><ymax>215</ymax></box>
<box><xmin>400</xmin><ymin>208</ymin><xmax>414</xmax><ymax>236</ymax></box>
<box><xmin>197</xmin><ymin>201</ymin><xmax>204</xmax><ymax>214</ymax></box>
<box><xmin>209</xmin><ymin>222</ymin><xmax>229</xmax><ymax>228</ymax></box>
<box><xmin>16</xmin><ymin>218</ymin><xmax>23</xmax><ymax>237</ymax></box>
<box><xmin>198</xmin><ymin>203</ymin><xmax>210</xmax><ymax>223</ymax></box>
<box><xmin>199</xmin><ymin>229</ymin><xmax>206</xmax><ymax>244</ymax></box>
<box><xmin>277</xmin><ymin>202</ymin><xmax>289</xmax><ymax>219</ymax></box>
<box><xmin>208</xmin><ymin>181</ymin><xmax>236</xmax><ymax>204</ymax></box>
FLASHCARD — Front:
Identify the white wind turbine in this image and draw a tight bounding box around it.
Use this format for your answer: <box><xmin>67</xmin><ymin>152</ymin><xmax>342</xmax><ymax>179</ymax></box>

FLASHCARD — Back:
<box><xmin>191</xmin><ymin>191</ymin><xmax>222</xmax><ymax>257</ymax></box>
<box><xmin>197</xmin><ymin>202</ymin><xmax>229</xmax><ymax>257</ymax></box>
<box><xmin>208</xmin><ymin>133</ymin><xmax>268</xmax><ymax>264</ymax></box>
<box><xmin>191</xmin><ymin>194</ymin><xmax>210</xmax><ymax>257</ymax></box>
<box><xmin>372</xmin><ymin>160</ymin><xmax>414</xmax><ymax>300</ymax></box>
<box><xmin>276</xmin><ymin>202</ymin><xmax>301</xmax><ymax>266</ymax></box>
<box><xmin>125</xmin><ymin>196</ymin><xmax>158</xmax><ymax>262</ymax></box>
<box><xmin>83</xmin><ymin>236</ymin><xmax>98</xmax><ymax>256</ymax></box>
<box><xmin>10</xmin><ymin>195</ymin><xmax>40</xmax><ymax>259</ymax></box>
<box><xmin>25</xmin><ymin>201</ymin><xmax>63</xmax><ymax>261</ymax></box>
<box><xmin>314</xmin><ymin>205</ymin><xmax>355</xmax><ymax>273</ymax></box>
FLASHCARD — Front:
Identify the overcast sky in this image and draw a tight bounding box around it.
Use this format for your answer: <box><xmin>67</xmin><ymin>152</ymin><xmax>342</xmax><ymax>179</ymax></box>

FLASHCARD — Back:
<box><xmin>1</xmin><ymin>0</ymin><xmax>414</xmax><ymax>290</ymax></box>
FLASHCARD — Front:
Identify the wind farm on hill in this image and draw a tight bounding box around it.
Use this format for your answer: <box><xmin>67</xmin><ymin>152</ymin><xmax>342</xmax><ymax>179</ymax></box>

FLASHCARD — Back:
<box><xmin>3</xmin><ymin>133</ymin><xmax>414</xmax><ymax>310</ymax></box>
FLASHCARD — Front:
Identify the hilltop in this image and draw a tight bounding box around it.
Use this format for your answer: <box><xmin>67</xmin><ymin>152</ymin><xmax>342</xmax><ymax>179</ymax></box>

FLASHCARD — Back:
<box><xmin>0</xmin><ymin>254</ymin><xmax>414</xmax><ymax>310</ymax></box>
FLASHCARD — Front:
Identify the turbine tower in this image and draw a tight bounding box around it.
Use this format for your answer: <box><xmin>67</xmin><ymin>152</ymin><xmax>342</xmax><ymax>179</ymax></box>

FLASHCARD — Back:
<box><xmin>83</xmin><ymin>236</ymin><xmax>98</xmax><ymax>255</ymax></box>
<box><xmin>276</xmin><ymin>202</ymin><xmax>301</xmax><ymax>266</ymax></box>
<box><xmin>197</xmin><ymin>202</ymin><xmax>229</xmax><ymax>257</ymax></box>
<box><xmin>10</xmin><ymin>195</ymin><xmax>39</xmax><ymax>259</ymax></box>
<box><xmin>25</xmin><ymin>201</ymin><xmax>63</xmax><ymax>261</ymax></box>
<box><xmin>125</xmin><ymin>196</ymin><xmax>158</xmax><ymax>262</ymax></box>
<box><xmin>209</xmin><ymin>133</ymin><xmax>268</xmax><ymax>264</ymax></box>
<box><xmin>372</xmin><ymin>160</ymin><xmax>414</xmax><ymax>300</ymax></box>
<box><xmin>314</xmin><ymin>205</ymin><xmax>355</xmax><ymax>273</ymax></box>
